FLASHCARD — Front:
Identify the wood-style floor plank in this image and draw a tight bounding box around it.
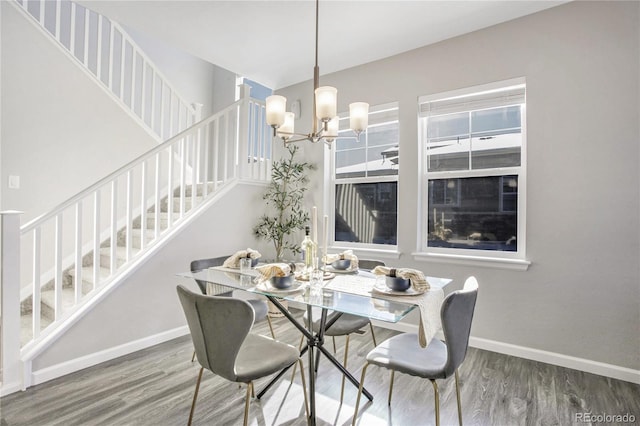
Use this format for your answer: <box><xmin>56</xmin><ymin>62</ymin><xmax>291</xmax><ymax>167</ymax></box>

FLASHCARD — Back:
<box><xmin>1</xmin><ymin>309</ymin><xmax>638</xmax><ymax>425</ymax></box>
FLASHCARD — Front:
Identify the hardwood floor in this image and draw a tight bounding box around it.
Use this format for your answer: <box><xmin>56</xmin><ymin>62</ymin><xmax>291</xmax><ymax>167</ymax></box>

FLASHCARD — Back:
<box><xmin>2</xmin><ymin>309</ymin><xmax>638</xmax><ymax>425</ymax></box>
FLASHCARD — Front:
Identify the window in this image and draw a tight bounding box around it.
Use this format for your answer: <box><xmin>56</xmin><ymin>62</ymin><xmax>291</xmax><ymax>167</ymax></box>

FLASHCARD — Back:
<box><xmin>331</xmin><ymin>103</ymin><xmax>399</xmax><ymax>247</ymax></box>
<box><xmin>419</xmin><ymin>79</ymin><xmax>526</xmax><ymax>258</ymax></box>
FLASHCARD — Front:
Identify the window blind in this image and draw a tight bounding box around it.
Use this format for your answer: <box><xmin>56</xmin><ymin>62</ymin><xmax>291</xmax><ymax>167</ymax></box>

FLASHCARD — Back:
<box><xmin>419</xmin><ymin>85</ymin><xmax>525</xmax><ymax>117</ymax></box>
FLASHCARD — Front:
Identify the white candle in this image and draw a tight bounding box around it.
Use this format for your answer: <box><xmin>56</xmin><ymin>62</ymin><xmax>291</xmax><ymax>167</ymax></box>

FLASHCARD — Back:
<box><xmin>312</xmin><ymin>206</ymin><xmax>318</xmax><ymax>244</ymax></box>
<box><xmin>433</xmin><ymin>208</ymin><xmax>437</xmax><ymax>229</ymax></box>
<box><xmin>322</xmin><ymin>215</ymin><xmax>329</xmax><ymax>260</ymax></box>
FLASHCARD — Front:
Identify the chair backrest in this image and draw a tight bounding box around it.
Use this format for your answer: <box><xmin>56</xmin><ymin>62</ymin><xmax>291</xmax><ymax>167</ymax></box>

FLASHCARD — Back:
<box><xmin>441</xmin><ymin>276</ymin><xmax>478</xmax><ymax>377</ymax></box>
<box><xmin>358</xmin><ymin>259</ymin><xmax>385</xmax><ymax>270</ymax></box>
<box><xmin>190</xmin><ymin>256</ymin><xmax>230</xmax><ymax>294</ymax></box>
<box><xmin>176</xmin><ymin>284</ymin><xmax>254</xmax><ymax>381</ymax></box>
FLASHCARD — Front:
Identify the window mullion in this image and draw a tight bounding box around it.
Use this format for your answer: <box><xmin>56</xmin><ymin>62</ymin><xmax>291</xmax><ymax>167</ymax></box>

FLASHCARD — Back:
<box><xmin>427</xmin><ymin>167</ymin><xmax>521</xmax><ymax>180</ymax></box>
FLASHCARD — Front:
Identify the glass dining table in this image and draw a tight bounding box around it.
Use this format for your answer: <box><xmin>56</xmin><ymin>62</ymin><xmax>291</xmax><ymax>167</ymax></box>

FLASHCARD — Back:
<box><xmin>178</xmin><ymin>266</ymin><xmax>451</xmax><ymax>426</ymax></box>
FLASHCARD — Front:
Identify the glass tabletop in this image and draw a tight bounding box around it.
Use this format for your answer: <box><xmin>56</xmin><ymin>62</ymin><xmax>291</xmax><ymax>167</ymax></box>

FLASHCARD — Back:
<box><xmin>178</xmin><ymin>267</ymin><xmax>451</xmax><ymax>324</ymax></box>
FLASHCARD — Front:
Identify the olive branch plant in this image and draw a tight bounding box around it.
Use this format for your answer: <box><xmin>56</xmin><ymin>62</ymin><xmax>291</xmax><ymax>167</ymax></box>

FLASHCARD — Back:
<box><xmin>253</xmin><ymin>144</ymin><xmax>315</xmax><ymax>261</ymax></box>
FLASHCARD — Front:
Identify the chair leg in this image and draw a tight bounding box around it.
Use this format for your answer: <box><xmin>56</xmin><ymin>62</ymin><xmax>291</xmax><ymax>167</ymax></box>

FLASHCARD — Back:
<box><xmin>266</xmin><ymin>316</ymin><xmax>276</xmax><ymax>339</ymax></box>
<box><xmin>368</xmin><ymin>322</ymin><xmax>377</xmax><ymax>347</ymax></box>
<box><xmin>290</xmin><ymin>335</ymin><xmax>305</xmax><ymax>383</ymax></box>
<box><xmin>351</xmin><ymin>362</ymin><xmax>369</xmax><ymax>426</ymax></box>
<box><xmin>431</xmin><ymin>379</ymin><xmax>440</xmax><ymax>426</ymax></box>
<box><xmin>455</xmin><ymin>369</ymin><xmax>463</xmax><ymax>426</ymax></box>
<box><xmin>339</xmin><ymin>334</ymin><xmax>350</xmax><ymax>403</ymax></box>
<box><xmin>244</xmin><ymin>382</ymin><xmax>253</xmax><ymax>426</ymax></box>
<box><xmin>332</xmin><ymin>336</ymin><xmax>337</xmax><ymax>353</ymax></box>
<box><xmin>388</xmin><ymin>370</ymin><xmax>395</xmax><ymax>406</ymax></box>
<box><xmin>188</xmin><ymin>367</ymin><xmax>204</xmax><ymax>426</ymax></box>
<box><xmin>298</xmin><ymin>359</ymin><xmax>310</xmax><ymax>420</ymax></box>
<box><xmin>191</xmin><ymin>349</ymin><xmax>196</xmax><ymax>363</ymax></box>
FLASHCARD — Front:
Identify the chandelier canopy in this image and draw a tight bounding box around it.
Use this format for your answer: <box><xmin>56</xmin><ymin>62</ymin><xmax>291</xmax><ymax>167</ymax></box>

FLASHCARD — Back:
<box><xmin>265</xmin><ymin>0</ymin><xmax>369</xmax><ymax>147</ymax></box>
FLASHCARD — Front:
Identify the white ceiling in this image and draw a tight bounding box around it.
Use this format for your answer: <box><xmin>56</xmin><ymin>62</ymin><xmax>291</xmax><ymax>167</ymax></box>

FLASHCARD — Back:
<box><xmin>81</xmin><ymin>1</ymin><xmax>567</xmax><ymax>90</ymax></box>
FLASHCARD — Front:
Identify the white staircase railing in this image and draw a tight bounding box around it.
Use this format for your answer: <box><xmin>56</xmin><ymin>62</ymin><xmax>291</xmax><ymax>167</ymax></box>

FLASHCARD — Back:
<box><xmin>0</xmin><ymin>85</ymin><xmax>271</xmax><ymax>394</ymax></box>
<box><xmin>14</xmin><ymin>0</ymin><xmax>198</xmax><ymax>140</ymax></box>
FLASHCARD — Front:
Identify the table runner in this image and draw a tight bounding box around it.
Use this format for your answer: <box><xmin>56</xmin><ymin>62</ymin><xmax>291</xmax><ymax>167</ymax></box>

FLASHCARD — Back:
<box><xmin>325</xmin><ymin>275</ymin><xmax>444</xmax><ymax>348</ymax></box>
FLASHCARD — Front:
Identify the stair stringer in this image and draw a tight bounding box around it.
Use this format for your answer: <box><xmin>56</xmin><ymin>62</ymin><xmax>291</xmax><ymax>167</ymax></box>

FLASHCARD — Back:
<box><xmin>19</xmin><ymin>178</ymin><xmax>240</xmax><ymax>388</ymax></box>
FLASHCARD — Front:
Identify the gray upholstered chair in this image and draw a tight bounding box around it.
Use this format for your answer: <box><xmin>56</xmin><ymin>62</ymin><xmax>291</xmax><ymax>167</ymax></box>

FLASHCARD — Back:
<box><xmin>176</xmin><ymin>285</ymin><xmax>308</xmax><ymax>426</ymax></box>
<box><xmin>293</xmin><ymin>259</ymin><xmax>384</xmax><ymax>402</ymax></box>
<box><xmin>190</xmin><ymin>256</ymin><xmax>275</xmax><ymax>339</ymax></box>
<box><xmin>352</xmin><ymin>276</ymin><xmax>479</xmax><ymax>426</ymax></box>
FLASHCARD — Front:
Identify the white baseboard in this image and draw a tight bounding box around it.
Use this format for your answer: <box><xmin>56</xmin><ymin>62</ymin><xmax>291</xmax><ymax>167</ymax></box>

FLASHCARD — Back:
<box><xmin>372</xmin><ymin>321</ymin><xmax>640</xmax><ymax>384</ymax></box>
<box><xmin>26</xmin><ymin>321</ymin><xmax>640</xmax><ymax>390</ymax></box>
<box><xmin>469</xmin><ymin>336</ymin><xmax>640</xmax><ymax>384</ymax></box>
<box><xmin>0</xmin><ymin>380</ymin><xmax>24</xmax><ymax>397</ymax></box>
<box><xmin>30</xmin><ymin>326</ymin><xmax>190</xmax><ymax>386</ymax></box>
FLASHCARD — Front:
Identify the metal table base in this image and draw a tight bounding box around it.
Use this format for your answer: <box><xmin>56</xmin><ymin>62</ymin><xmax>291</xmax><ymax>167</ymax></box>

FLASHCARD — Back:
<box><xmin>256</xmin><ymin>296</ymin><xmax>373</xmax><ymax>425</ymax></box>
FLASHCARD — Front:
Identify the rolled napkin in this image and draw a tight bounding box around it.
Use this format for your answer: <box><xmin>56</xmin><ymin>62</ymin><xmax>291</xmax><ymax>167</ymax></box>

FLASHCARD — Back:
<box><xmin>323</xmin><ymin>250</ymin><xmax>359</xmax><ymax>269</ymax></box>
<box><xmin>371</xmin><ymin>266</ymin><xmax>430</xmax><ymax>292</ymax></box>
<box><xmin>255</xmin><ymin>263</ymin><xmax>294</xmax><ymax>280</ymax></box>
<box><xmin>222</xmin><ymin>248</ymin><xmax>262</xmax><ymax>268</ymax></box>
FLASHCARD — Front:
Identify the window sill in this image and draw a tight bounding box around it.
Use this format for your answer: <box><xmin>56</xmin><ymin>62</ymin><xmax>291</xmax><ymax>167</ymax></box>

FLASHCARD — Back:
<box><xmin>412</xmin><ymin>252</ymin><xmax>530</xmax><ymax>271</ymax></box>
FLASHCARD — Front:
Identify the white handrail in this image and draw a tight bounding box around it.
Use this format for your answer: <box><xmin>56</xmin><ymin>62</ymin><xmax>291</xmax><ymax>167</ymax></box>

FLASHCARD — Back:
<box><xmin>14</xmin><ymin>0</ymin><xmax>197</xmax><ymax>141</ymax></box>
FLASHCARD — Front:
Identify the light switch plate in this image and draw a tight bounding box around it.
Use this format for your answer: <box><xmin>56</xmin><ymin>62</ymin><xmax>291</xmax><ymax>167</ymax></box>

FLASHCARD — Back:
<box><xmin>8</xmin><ymin>175</ymin><xmax>20</xmax><ymax>189</ymax></box>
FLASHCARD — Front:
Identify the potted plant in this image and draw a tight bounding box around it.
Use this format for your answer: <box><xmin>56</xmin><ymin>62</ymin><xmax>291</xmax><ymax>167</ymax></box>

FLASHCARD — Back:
<box><xmin>253</xmin><ymin>144</ymin><xmax>314</xmax><ymax>261</ymax></box>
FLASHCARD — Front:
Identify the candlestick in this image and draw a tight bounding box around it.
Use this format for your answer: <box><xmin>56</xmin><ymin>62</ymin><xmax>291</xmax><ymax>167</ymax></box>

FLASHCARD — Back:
<box><xmin>322</xmin><ymin>215</ymin><xmax>329</xmax><ymax>261</ymax></box>
<box><xmin>433</xmin><ymin>207</ymin><xmax>437</xmax><ymax>229</ymax></box>
<box><xmin>312</xmin><ymin>206</ymin><xmax>318</xmax><ymax>244</ymax></box>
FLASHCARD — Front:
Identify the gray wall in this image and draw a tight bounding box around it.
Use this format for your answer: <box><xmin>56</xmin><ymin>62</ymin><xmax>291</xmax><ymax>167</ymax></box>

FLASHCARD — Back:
<box><xmin>277</xmin><ymin>1</ymin><xmax>639</xmax><ymax>371</ymax></box>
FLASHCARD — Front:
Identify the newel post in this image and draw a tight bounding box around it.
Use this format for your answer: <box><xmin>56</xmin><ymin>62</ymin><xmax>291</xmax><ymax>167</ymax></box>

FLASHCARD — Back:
<box><xmin>1</xmin><ymin>211</ymin><xmax>23</xmax><ymax>395</ymax></box>
<box><xmin>237</xmin><ymin>83</ymin><xmax>251</xmax><ymax>180</ymax></box>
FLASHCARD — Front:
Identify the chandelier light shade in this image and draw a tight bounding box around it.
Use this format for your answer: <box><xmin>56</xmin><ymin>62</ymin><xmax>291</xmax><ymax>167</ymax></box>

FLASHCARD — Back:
<box><xmin>349</xmin><ymin>102</ymin><xmax>369</xmax><ymax>133</ymax></box>
<box><xmin>314</xmin><ymin>86</ymin><xmax>338</xmax><ymax>121</ymax></box>
<box><xmin>266</xmin><ymin>95</ymin><xmax>287</xmax><ymax>127</ymax></box>
<box><xmin>265</xmin><ymin>0</ymin><xmax>369</xmax><ymax>147</ymax></box>
<box><xmin>326</xmin><ymin>116</ymin><xmax>339</xmax><ymax>141</ymax></box>
<box><xmin>277</xmin><ymin>112</ymin><xmax>296</xmax><ymax>139</ymax></box>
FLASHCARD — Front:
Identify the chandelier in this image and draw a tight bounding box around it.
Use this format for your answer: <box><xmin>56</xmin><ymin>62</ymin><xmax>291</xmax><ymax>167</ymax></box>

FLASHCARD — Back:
<box><xmin>265</xmin><ymin>0</ymin><xmax>369</xmax><ymax>147</ymax></box>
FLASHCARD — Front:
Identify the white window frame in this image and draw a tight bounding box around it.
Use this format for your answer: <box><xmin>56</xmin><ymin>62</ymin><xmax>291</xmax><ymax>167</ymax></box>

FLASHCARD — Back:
<box><xmin>327</xmin><ymin>102</ymin><xmax>400</xmax><ymax>253</ymax></box>
<box><xmin>416</xmin><ymin>78</ymin><xmax>530</xmax><ymax>270</ymax></box>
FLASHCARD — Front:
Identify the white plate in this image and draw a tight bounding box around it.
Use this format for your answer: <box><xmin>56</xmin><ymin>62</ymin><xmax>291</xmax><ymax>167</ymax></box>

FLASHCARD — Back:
<box><xmin>295</xmin><ymin>271</ymin><xmax>335</xmax><ymax>281</ymax></box>
<box><xmin>255</xmin><ymin>280</ymin><xmax>306</xmax><ymax>294</ymax></box>
<box><xmin>324</xmin><ymin>265</ymin><xmax>358</xmax><ymax>274</ymax></box>
<box><xmin>372</xmin><ymin>281</ymin><xmax>425</xmax><ymax>296</ymax></box>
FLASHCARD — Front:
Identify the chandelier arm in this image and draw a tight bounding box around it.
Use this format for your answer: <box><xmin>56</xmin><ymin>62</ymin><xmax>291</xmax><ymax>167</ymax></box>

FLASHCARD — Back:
<box><xmin>283</xmin><ymin>135</ymin><xmax>318</xmax><ymax>145</ymax></box>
